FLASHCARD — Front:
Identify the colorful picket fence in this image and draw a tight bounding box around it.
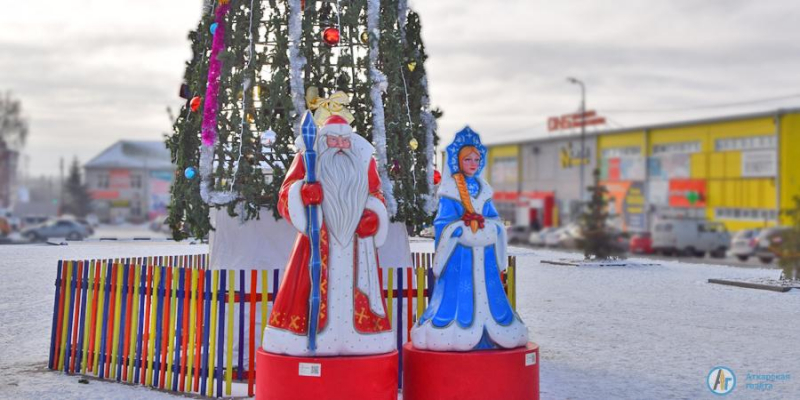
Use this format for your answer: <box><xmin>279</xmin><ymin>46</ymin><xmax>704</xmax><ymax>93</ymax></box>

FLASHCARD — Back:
<box><xmin>48</xmin><ymin>252</ymin><xmax>517</xmax><ymax>397</ymax></box>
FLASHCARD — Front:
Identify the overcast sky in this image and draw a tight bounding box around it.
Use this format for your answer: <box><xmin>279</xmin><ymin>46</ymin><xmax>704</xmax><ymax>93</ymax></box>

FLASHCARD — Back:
<box><xmin>3</xmin><ymin>0</ymin><xmax>800</xmax><ymax>177</ymax></box>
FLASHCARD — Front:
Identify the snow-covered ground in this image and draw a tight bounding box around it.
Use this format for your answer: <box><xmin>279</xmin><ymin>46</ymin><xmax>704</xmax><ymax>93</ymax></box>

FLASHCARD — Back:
<box><xmin>1</xmin><ymin>243</ymin><xmax>798</xmax><ymax>399</ymax></box>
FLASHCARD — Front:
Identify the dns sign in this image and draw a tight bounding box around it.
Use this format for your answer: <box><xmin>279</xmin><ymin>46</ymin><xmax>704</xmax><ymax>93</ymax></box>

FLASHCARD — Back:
<box><xmin>548</xmin><ymin>110</ymin><xmax>606</xmax><ymax>132</ymax></box>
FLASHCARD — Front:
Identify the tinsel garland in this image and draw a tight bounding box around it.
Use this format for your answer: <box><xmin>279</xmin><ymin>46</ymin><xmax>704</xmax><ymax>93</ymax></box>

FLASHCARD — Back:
<box><xmin>398</xmin><ymin>0</ymin><xmax>408</xmax><ymax>44</ymax></box>
<box><xmin>288</xmin><ymin>0</ymin><xmax>307</xmax><ymax>131</ymax></box>
<box><xmin>367</xmin><ymin>0</ymin><xmax>398</xmax><ymax>216</ymax></box>
<box><xmin>199</xmin><ymin>1</ymin><xmax>238</xmax><ymax>205</ymax></box>
<box><xmin>201</xmin><ymin>2</ymin><xmax>231</xmax><ymax>147</ymax></box>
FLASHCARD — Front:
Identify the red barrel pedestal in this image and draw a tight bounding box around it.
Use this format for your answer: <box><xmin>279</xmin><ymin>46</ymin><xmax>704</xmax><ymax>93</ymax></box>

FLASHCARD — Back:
<box><xmin>256</xmin><ymin>348</ymin><xmax>398</xmax><ymax>400</ymax></box>
<box><xmin>403</xmin><ymin>342</ymin><xmax>540</xmax><ymax>400</ymax></box>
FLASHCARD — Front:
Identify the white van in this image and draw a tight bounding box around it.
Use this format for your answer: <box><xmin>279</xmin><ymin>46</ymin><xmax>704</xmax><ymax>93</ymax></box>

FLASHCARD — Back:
<box><xmin>651</xmin><ymin>219</ymin><xmax>730</xmax><ymax>258</ymax></box>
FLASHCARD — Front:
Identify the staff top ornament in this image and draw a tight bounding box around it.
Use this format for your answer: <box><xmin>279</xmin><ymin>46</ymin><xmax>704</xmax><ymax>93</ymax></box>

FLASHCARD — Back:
<box><xmin>305</xmin><ymin>87</ymin><xmax>355</xmax><ymax>126</ymax></box>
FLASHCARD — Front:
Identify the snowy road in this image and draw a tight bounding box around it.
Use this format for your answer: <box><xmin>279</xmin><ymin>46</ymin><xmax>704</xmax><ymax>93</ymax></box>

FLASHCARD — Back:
<box><xmin>1</xmin><ymin>243</ymin><xmax>798</xmax><ymax>399</ymax></box>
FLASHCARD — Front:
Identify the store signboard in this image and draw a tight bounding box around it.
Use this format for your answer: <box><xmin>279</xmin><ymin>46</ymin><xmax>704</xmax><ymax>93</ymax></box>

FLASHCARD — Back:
<box><xmin>109</xmin><ymin>169</ymin><xmax>131</xmax><ymax>189</ymax></box>
<box><xmin>648</xmin><ymin>180</ymin><xmax>669</xmax><ymax>206</ymax></box>
<box><xmin>741</xmin><ymin>150</ymin><xmax>776</xmax><ymax>177</ymax></box>
<box><xmin>603</xmin><ymin>157</ymin><xmax>645</xmax><ymax>181</ymax></box>
<box><xmin>668</xmin><ymin>179</ymin><xmax>706</xmax><ymax>208</ymax></box>
<box><xmin>548</xmin><ymin>110</ymin><xmax>606</xmax><ymax>131</ymax></box>
<box><xmin>602</xmin><ymin>180</ymin><xmax>646</xmax><ymax>231</ymax></box>
<box><xmin>110</xmin><ymin>199</ymin><xmax>130</xmax><ymax>208</ymax></box>
<box><xmin>559</xmin><ymin>141</ymin><xmax>591</xmax><ymax>169</ymax></box>
<box><xmin>603</xmin><ymin>181</ymin><xmax>631</xmax><ymax>218</ymax></box>
<box><xmin>623</xmin><ymin>182</ymin><xmax>646</xmax><ymax>231</ymax></box>
<box><xmin>91</xmin><ymin>190</ymin><xmax>120</xmax><ymax>200</ymax></box>
<box><xmin>648</xmin><ymin>154</ymin><xmax>690</xmax><ymax>180</ymax></box>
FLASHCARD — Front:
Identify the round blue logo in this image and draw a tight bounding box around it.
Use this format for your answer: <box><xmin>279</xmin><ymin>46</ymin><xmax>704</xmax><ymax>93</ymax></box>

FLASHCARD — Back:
<box><xmin>707</xmin><ymin>366</ymin><xmax>736</xmax><ymax>395</ymax></box>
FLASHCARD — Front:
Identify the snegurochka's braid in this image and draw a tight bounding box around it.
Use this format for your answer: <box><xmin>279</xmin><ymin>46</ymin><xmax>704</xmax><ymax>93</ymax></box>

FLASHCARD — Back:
<box><xmin>453</xmin><ymin>172</ymin><xmax>479</xmax><ymax>233</ymax></box>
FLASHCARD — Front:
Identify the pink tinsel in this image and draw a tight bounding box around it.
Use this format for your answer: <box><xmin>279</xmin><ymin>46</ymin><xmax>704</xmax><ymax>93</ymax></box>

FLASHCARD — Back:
<box><xmin>201</xmin><ymin>3</ymin><xmax>231</xmax><ymax>147</ymax></box>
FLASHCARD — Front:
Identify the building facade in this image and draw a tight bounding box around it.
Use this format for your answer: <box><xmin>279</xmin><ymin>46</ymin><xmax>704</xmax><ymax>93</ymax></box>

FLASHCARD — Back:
<box><xmin>84</xmin><ymin>140</ymin><xmax>174</xmax><ymax>223</ymax></box>
<box><xmin>485</xmin><ymin>109</ymin><xmax>800</xmax><ymax>232</ymax></box>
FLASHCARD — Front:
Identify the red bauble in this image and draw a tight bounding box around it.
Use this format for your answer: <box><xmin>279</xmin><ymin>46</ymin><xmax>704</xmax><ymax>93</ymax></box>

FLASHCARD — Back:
<box><xmin>322</xmin><ymin>27</ymin><xmax>340</xmax><ymax>46</ymax></box>
<box><xmin>433</xmin><ymin>170</ymin><xmax>442</xmax><ymax>185</ymax></box>
<box><xmin>190</xmin><ymin>96</ymin><xmax>202</xmax><ymax>112</ymax></box>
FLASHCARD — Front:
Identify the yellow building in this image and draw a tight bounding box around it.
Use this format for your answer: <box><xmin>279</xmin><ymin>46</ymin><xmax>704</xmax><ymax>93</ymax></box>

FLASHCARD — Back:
<box><xmin>486</xmin><ymin>108</ymin><xmax>800</xmax><ymax>231</ymax></box>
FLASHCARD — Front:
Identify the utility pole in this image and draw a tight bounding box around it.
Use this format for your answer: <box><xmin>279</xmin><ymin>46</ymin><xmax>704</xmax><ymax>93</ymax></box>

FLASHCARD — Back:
<box><xmin>59</xmin><ymin>157</ymin><xmax>64</xmax><ymax>215</ymax></box>
<box><xmin>567</xmin><ymin>77</ymin><xmax>586</xmax><ymax>203</ymax></box>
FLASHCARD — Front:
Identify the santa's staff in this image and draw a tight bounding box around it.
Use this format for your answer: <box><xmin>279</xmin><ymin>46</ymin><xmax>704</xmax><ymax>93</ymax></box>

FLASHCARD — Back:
<box><xmin>300</xmin><ymin>111</ymin><xmax>322</xmax><ymax>351</ymax></box>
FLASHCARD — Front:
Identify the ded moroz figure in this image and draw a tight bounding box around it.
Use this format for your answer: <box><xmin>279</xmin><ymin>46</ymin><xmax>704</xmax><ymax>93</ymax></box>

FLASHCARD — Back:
<box><xmin>261</xmin><ymin>114</ymin><xmax>395</xmax><ymax>356</ymax></box>
<box><xmin>411</xmin><ymin>127</ymin><xmax>529</xmax><ymax>351</ymax></box>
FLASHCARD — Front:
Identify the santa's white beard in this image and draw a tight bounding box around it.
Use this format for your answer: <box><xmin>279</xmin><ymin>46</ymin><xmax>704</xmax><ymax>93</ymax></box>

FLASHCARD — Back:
<box><xmin>318</xmin><ymin>147</ymin><xmax>368</xmax><ymax>246</ymax></box>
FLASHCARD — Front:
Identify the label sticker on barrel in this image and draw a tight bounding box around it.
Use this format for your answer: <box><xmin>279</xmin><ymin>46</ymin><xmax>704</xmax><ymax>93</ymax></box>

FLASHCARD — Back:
<box><xmin>525</xmin><ymin>352</ymin><xmax>537</xmax><ymax>366</ymax></box>
<box><xmin>299</xmin><ymin>362</ymin><xmax>322</xmax><ymax>377</ymax></box>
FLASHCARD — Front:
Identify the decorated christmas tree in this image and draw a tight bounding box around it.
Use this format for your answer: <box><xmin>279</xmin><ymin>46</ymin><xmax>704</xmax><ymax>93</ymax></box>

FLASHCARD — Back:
<box><xmin>578</xmin><ymin>168</ymin><xmax>624</xmax><ymax>260</ymax></box>
<box><xmin>165</xmin><ymin>0</ymin><xmax>440</xmax><ymax>240</ymax></box>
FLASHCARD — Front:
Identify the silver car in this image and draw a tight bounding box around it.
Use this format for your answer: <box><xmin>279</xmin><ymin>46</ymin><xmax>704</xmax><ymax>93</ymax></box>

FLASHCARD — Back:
<box><xmin>730</xmin><ymin>229</ymin><xmax>760</xmax><ymax>261</ymax></box>
<box><xmin>22</xmin><ymin>219</ymin><xmax>90</xmax><ymax>241</ymax></box>
<box><xmin>529</xmin><ymin>227</ymin><xmax>558</xmax><ymax>247</ymax></box>
<box><xmin>652</xmin><ymin>219</ymin><xmax>730</xmax><ymax>258</ymax></box>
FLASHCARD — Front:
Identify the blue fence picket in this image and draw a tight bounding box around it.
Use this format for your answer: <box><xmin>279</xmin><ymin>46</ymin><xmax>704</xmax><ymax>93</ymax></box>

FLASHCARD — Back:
<box><xmin>48</xmin><ymin>260</ymin><xmax>63</xmax><ymax>370</ymax></box>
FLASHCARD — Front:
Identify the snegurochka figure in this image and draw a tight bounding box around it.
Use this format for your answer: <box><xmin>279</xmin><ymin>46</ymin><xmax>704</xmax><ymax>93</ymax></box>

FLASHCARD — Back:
<box><xmin>411</xmin><ymin>127</ymin><xmax>529</xmax><ymax>351</ymax></box>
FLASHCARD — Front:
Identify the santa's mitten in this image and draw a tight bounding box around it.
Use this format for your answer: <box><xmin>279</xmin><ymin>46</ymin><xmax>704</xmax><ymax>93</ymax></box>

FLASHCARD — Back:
<box><xmin>300</xmin><ymin>183</ymin><xmax>323</xmax><ymax>206</ymax></box>
<box><xmin>356</xmin><ymin>209</ymin><xmax>379</xmax><ymax>238</ymax></box>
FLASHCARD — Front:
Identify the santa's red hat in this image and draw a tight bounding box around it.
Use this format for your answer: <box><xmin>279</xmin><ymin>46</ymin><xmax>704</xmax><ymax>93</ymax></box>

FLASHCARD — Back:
<box><xmin>320</xmin><ymin>115</ymin><xmax>353</xmax><ymax>137</ymax></box>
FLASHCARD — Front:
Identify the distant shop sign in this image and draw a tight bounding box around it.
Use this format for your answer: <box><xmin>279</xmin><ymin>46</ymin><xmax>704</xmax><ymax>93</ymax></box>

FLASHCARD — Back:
<box><xmin>668</xmin><ymin>179</ymin><xmax>706</xmax><ymax>208</ymax></box>
<box><xmin>109</xmin><ymin>169</ymin><xmax>131</xmax><ymax>189</ymax></box>
<box><xmin>110</xmin><ymin>199</ymin><xmax>130</xmax><ymax>208</ymax></box>
<box><xmin>548</xmin><ymin>110</ymin><xmax>606</xmax><ymax>132</ymax></box>
<box><xmin>559</xmin><ymin>141</ymin><xmax>591</xmax><ymax>168</ymax></box>
<box><xmin>741</xmin><ymin>150</ymin><xmax>777</xmax><ymax>177</ymax></box>
<box><xmin>623</xmin><ymin>182</ymin><xmax>646</xmax><ymax>231</ymax></box>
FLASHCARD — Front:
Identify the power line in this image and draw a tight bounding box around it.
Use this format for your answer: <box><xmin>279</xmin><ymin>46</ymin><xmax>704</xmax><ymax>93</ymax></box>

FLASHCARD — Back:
<box><xmin>602</xmin><ymin>93</ymin><xmax>800</xmax><ymax>113</ymax></box>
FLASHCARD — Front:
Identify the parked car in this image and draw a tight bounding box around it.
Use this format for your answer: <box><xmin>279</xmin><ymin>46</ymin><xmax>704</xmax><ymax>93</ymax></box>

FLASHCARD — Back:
<box><xmin>60</xmin><ymin>214</ymin><xmax>95</xmax><ymax>235</ymax></box>
<box><xmin>753</xmin><ymin>227</ymin><xmax>791</xmax><ymax>264</ymax></box>
<box><xmin>529</xmin><ymin>227</ymin><xmax>558</xmax><ymax>247</ymax></box>
<box><xmin>544</xmin><ymin>227</ymin><xmax>566</xmax><ymax>247</ymax></box>
<box><xmin>651</xmin><ymin>219</ymin><xmax>730</xmax><ymax>258</ymax></box>
<box><xmin>22</xmin><ymin>215</ymin><xmax>49</xmax><ymax>228</ymax></box>
<box><xmin>730</xmin><ymin>229</ymin><xmax>761</xmax><ymax>261</ymax></box>
<box><xmin>22</xmin><ymin>219</ymin><xmax>90</xmax><ymax>241</ymax></box>
<box><xmin>629</xmin><ymin>232</ymin><xmax>654</xmax><ymax>254</ymax></box>
<box><xmin>548</xmin><ymin>223</ymin><xmax>629</xmax><ymax>252</ymax></box>
<box><xmin>602</xmin><ymin>226</ymin><xmax>631</xmax><ymax>253</ymax></box>
<box><xmin>0</xmin><ymin>217</ymin><xmax>10</xmax><ymax>236</ymax></box>
<box><xmin>150</xmin><ymin>215</ymin><xmax>169</xmax><ymax>232</ymax></box>
<box><xmin>555</xmin><ymin>223</ymin><xmax>583</xmax><ymax>249</ymax></box>
<box><xmin>506</xmin><ymin>225</ymin><xmax>531</xmax><ymax>244</ymax></box>
<box><xmin>0</xmin><ymin>208</ymin><xmax>20</xmax><ymax>231</ymax></box>
<box><xmin>85</xmin><ymin>214</ymin><xmax>100</xmax><ymax>227</ymax></box>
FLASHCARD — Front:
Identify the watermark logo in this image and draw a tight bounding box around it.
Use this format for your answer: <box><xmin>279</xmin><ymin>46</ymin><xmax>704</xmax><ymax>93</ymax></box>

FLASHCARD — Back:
<box><xmin>707</xmin><ymin>366</ymin><xmax>736</xmax><ymax>395</ymax></box>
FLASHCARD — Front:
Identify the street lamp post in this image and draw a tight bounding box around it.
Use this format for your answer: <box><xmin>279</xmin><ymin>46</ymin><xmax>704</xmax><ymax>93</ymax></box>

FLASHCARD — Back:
<box><xmin>567</xmin><ymin>77</ymin><xmax>586</xmax><ymax>203</ymax></box>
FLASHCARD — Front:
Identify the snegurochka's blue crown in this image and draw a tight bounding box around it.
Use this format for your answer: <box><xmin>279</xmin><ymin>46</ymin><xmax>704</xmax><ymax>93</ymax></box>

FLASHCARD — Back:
<box><xmin>446</xmin><ymin>126</ymin><xmax>487</xmax><ymax>176</ymax></box>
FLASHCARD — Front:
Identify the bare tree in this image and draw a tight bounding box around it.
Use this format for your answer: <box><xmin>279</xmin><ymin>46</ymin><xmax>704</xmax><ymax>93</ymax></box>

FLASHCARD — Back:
<box><xmin>0</xmin><ymin>91</ymin><xmax>29</xmax><ymax>150</ymax></box>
